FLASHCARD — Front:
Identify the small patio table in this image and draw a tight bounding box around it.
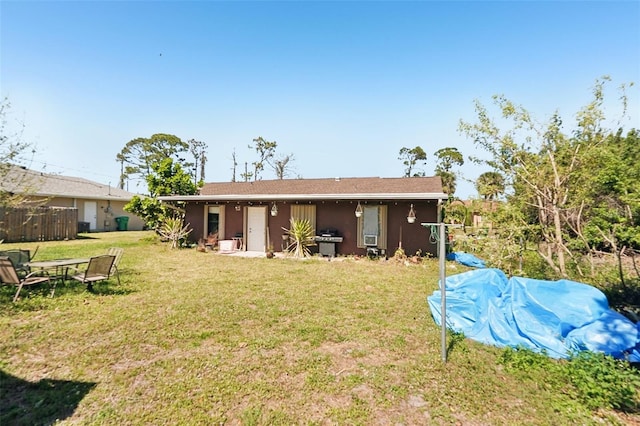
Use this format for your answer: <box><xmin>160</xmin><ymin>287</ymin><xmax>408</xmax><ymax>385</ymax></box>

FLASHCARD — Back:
<box><xmin>26</xmin><ymin>258</ymin><xmax>90</xmax><ymax>283</ymax></box>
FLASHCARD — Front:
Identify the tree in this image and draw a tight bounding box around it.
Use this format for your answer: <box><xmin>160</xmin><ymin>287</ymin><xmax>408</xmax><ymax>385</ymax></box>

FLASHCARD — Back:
<box><xmin>398</xmin><ymin>146</ymin><xmax>427</xmax><ymax>177</ymax></box>
<box><xmin>116</xmin><ymin>133</ymin><xmax>189</xmax><ymax>191</ymax></box>
<box><xmin>573</xmin><ymin>129</ymin><xmax>640</xmax><ymax>283</ymax></box>
<box><xmin>124</xmin><ymin>158</ymin><xmax>198</xmax><ymax>230</ymax></box>
<box><xmin>0</xmin><ymin>97</ymin><xmax>37</xmax><ymax>208</ymax></box>
<box><xmin>187</xmin><ymin>139</ymin><xmax>208</xmax><ymax>185</ymax></box>
<box><xmin>459</xmin><ymin>77</ymin><xmax>635</xmax><ymax>278</ymax></box>
<box><xmin>250</xmin><ymin>136</ymin><xmax>277</xmax><ymax>181</ymax></box>
<box><xmin>476</xmin><ymin>171</ymin><xmax>505</xmax><ymax>200</ymax></box>
<box><xmin>434</xmin><ymin>147</ymin><xmax>464</xmax><ymax>195</ymax></box>
<box><xmin>230</xmin><ymin>149</ymin><xmax>238</xmax><ymax>182</ymax></box>
<box><xmin>240</xmin><ymin>162</ymin><xmax>253</xmax><ymax>182</ymax></box>
<box><xmin>270</xmin><ymin>153</ymin><xmax>295</xmax><ymax>179</ymax></box>
<box><xmin>146</xmin><ymin>157</ymin><xmax>198</xmax><ymax>198</ymax></box>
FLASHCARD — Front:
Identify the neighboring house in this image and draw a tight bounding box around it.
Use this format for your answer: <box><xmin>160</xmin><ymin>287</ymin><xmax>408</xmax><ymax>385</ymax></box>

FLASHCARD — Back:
<box><xmin>159</xmin><ymin>176</ymin><xmax>448</xmax><ymax>257</ymax></box>
<box><xmin>1</xmin><ymin>165</ymin><xmax>145</xmax><ymax>232</ymax></box>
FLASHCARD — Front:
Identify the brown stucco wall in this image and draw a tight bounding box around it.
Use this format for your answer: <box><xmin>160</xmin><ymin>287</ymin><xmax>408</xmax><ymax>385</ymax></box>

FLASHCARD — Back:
<box><xmin>184</xmin><ymin>199</ymin><xmax>440</xmax><ymax>257</ymax></box>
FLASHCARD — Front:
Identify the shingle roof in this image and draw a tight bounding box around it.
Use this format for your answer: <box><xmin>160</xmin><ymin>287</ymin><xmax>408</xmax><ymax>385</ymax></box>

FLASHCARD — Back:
<box><xmin>160</xmin><ymin>176</ymin><xmax>447</xmax><ymax>201</ymax></box>
<box><xmin>1</xmin><ymin>165</ymin><xmax>136</xmax><ymax>201</ymax></box>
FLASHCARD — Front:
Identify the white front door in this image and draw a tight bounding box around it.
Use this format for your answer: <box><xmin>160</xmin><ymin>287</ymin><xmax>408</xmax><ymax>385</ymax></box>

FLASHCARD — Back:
<box><xmin>246</xmin><ymin>206</ymin><xmax>266</xmax><ymax>252</ymax></box>
<box><xmin>84</xmin><ymin>201</ymin><xmax>97</xmax><ymax>230</ymax></box>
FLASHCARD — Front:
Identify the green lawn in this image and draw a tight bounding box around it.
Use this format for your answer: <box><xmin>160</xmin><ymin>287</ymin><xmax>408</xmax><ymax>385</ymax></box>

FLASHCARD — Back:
<box><xmin>0</xmin><ymin>231</ymin><xmax>637</xmax><ymax>425</ymax></box>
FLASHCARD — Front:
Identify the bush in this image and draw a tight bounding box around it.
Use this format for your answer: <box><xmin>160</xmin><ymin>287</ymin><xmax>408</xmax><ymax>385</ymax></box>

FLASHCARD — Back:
<box><xmin>500</xmin><ymin>347</ymin><xmax>640</xmax><ymax>412</ymax></box>
<box><xmin>566</xmin><ymin>351</ymin><xmax>640</xmax><ymax>411</ymax></box>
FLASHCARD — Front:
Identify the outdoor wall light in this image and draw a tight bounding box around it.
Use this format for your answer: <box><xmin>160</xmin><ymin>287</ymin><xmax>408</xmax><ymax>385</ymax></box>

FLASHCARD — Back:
<box><xmin>355</xmin><ymin>201</ymin><xmax>363</xmax><ymax>218</ymax></box>
<box><xmin>407</xmin><ymin>204</ymin><xmax>416</xmax><ymax>224</ymax></box>
<box><xmin>271</xmin><ymin>202</ymin><xmax>278</xmax><ymax>216</ymax></box>
<box><xmin>235</xmin><ymin>205</ymin><xmax>241</xmax><ymax>211</ymax></box>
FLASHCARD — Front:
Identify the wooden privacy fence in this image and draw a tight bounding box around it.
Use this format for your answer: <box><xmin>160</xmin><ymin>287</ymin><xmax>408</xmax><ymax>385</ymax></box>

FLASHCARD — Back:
<box><xmin>0</xmin><ymin>207</ymin><xmax>78</xmax><ymax>242</ymax></box>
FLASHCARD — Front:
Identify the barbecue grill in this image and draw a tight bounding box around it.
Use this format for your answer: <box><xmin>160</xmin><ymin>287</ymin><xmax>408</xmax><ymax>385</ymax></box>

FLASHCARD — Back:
<box><xmin>314</xmin><ymin>228</ymin><xmax>343</xmax><ymax>257</ymax></box>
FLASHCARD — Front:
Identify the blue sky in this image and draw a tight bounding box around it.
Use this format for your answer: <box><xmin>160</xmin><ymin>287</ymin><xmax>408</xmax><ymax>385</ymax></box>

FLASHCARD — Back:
<box><xmin>2</xmin><ymin>1</ymin><xmax>639</xmax><ymax>198</ymax></box>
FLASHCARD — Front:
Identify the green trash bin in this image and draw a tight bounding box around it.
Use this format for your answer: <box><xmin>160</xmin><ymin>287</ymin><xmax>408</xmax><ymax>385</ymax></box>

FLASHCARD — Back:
<box><xmin>115</xmin><ymin>216</ymin><xmax>129</xmax><ymax>231</ymax></box>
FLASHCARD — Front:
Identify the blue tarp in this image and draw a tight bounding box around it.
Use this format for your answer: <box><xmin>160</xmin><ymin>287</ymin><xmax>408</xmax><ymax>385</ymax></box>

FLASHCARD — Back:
<box><xmin>446</xmin><ymin>252</ymin><xmax>486</xmax><ymax>268</ymax></box>
<box><xmin>427</xmin><ymin>268</ymin><xmax>640</xmax><ymax>361</ymax></box>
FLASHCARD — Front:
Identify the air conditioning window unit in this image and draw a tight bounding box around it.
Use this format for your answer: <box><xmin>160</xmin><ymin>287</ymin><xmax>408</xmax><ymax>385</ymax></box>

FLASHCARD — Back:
<box><xmin>364</xmin><ymin>235</ymin><xmax>377</xmax><ymax>246</ymax></box>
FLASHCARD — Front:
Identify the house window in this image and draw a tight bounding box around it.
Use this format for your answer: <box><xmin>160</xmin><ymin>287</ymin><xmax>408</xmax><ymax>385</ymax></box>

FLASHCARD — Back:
<box><xmin>357</xmin><ymin>204</ymin><xmax>387</xmax><ymax>249</ymax></box>
<box><xmin>290</xmin><ymin>204</ymin><xmax>316</xmax><ymax>234</ymax></box>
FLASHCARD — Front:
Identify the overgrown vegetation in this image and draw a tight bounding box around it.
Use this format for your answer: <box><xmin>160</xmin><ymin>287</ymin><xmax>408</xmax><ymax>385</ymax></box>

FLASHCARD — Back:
<box><xmin>453</xmin><ymin>77</ymin><xmax>639</xmax><ymax>309</ymax></box>
<box><xmin>1</xmin><ymin>232</ymin><xmax>638</xmax><ymax>424</ymax></box>
<box><xmin>500</xmin><ymin>347</ymin><xmax>640</xmax><ymax>413</ymax></box>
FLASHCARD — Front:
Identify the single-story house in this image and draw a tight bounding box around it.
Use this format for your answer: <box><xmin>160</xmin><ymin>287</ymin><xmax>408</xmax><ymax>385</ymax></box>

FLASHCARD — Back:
<box><xmin>158</xmin><ymin>176</ymin><xmax>448</xmax><ymax>257</ymax></box>
<box><xmin>1</xmin><ymin>165</ymin><xmax>145</xmax><ymax>232</ymax></box>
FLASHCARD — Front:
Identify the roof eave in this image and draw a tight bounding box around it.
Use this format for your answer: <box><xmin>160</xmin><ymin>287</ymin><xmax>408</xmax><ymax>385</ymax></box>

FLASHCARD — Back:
<box><xmin>158</xmin><ymin>193</ymin><xmax>449</xmax><ymax>202</ymax></box>
<box><xmin>31</xmin><ymin>193</ymin><xmax>135</xmax><ymax>201</ymax></box>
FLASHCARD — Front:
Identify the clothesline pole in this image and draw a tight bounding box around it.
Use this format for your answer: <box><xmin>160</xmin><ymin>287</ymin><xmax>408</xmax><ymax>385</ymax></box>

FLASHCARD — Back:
<box><xmin>438</xmin><ymin>222</ymin><xmax>447</xmax><ymax>362</ymax></box>
<box><xmin>422</xmin><ymin>221</ymin><xmax>448</xmax><ymax>363</ymax></box>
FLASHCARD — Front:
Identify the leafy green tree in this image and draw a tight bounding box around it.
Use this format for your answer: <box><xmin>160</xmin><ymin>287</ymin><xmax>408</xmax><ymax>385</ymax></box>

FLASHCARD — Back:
<box><xmin>125</xmin><ymin>158</ymin><xmax>198</xmax><ymax>230</ymax></box>
<box><xmin>250</xmin><ymin>136</ymin><xmax>277</xmax><ymax>181</ymax></box>
<box><xmin>146</xmin><ymin>158</ymin><xmax>198</xmax><ymax>198</ymax></box>
<box><xmin>476</xmin><ymin>171</ymin><xmax>505</xmax><ymax>200</ymax></box>
<box><xmin>116</xmin><ymin>133</ymin><xmax>189</xmax><ymax>191</ymax></box>
<box><xmin>398</xmin><ymin>146</ymin><xmax>427</xmax><ymax>177</ymax></box>
<box><xmin>124</xmin><ymin>195</ymin><xmax>165</xmax><ymax>230</ymax></box>
<box><xmin>434</xmin><ymin>147</ymin><xmax>464</xmax><ymax>195</ymax></box>
<box><xmin>576</xmin><ymin>129</ymin><xmax>640</xmax><ymax>283</ymax></box>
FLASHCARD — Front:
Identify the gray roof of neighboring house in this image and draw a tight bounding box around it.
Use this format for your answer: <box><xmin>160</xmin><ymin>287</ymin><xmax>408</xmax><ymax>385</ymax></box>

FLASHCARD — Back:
<box><xmin>159</xmin><ymin>176</ymin><xmax>448</xmax><ymax>202</ymax></box>
<box><xmin>1</xmin><ymin>165</ymin><xmax>137</xmax><ymax>201</ymax></box>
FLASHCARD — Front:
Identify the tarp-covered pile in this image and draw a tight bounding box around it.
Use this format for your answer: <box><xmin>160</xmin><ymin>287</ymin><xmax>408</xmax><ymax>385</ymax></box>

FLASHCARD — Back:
<box><xmin>427</xmin><ymin>268</ymin><xmax>640</xmax><ymax>361</ymax></box>
<box><xmin>446</xmin><ymin>252</ymin><xmax>486</xmax><ymax>268</ymax></box>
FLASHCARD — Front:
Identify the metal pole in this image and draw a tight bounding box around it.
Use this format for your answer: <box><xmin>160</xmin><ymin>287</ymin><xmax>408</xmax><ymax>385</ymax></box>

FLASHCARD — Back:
<box><xmin>439</xmin><ymin>222</ymin><xmax>447</xmax><ymax>362</ymax></box>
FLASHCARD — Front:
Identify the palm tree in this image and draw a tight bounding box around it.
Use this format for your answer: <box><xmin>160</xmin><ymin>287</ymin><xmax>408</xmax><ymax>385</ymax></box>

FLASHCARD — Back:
<box><xmin>476</xmin><ymin>171</ymin><xmax>505</xmax><ymax>200</ymax></box>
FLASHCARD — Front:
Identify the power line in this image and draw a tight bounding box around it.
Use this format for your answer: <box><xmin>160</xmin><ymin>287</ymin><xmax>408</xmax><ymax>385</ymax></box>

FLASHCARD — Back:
<box><xmin>15</xmin><ymin>156</ymin><xmax>120</xmax><ymax>183</ymax></box>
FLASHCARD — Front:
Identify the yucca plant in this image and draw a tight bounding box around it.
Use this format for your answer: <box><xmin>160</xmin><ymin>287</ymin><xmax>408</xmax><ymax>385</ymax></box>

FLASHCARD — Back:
<box><xmin>282</xmin><ymin>218</ymin><xmax>315</xmax><ymax>258</ymax></box>
<box><xmin>157</xmin><ymin>216</ymin><xmax>192</xmax><ymax>249</ymax></box>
